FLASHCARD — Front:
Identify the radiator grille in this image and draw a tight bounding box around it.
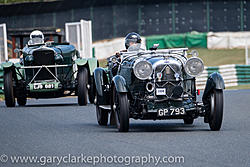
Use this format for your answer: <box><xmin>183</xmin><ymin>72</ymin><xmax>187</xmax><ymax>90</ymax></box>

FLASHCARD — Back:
<box><xmin>155</xmin><ymin>64</ymin><xmax>180</xmax><ymax>97</ymax></box>
<box><xmin>32</xmin><ymin>50</ymin><xmax>55</xmax><ymax>80</ymax></box>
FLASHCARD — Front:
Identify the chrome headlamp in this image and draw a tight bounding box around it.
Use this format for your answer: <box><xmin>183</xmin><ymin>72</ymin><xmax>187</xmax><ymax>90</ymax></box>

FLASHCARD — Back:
<box><xmin>184</xmin><ymin>57</ymin><xmax>204</xmax><ymax>77</ymax></box>
<box><xmin>133</xmin><ymin>59</ymin><xmax>153</xmax><ymax>80</ymax></box>
<box><xmin>25</xmin><ymin>54</ymin><xmax>34</xmax><ymax>62</ymax></box>
<box><xmin>55</xmin><ymin>54</ymin><xmax>64</xmax><ymax>64</ymax></box>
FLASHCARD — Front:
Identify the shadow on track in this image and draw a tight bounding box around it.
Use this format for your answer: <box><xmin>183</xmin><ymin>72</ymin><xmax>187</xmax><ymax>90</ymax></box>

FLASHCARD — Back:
<box><xmin>79</xmin><ymin>121</ymin><xmax>210</xmax><ymax>133</ymax></box>
<box><xmin>128</xmin><ymin>122</ymin><xmax>209</xmax><ymax>133</ymax></box>
<box><xmin>22</xmin><ymin>103</ymin><xmax>79</xmax><ymax>108</ymax></box>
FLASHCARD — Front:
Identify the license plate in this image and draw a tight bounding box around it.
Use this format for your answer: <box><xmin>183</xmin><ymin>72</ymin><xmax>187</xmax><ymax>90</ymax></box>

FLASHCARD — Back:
<box><xmin>33</xmin><ymin>83</ymin><xmax>55</xmax><ymax>90</ymax></box>
<box><xmin>157</xmin><ymin>107</ymin><xmax>186</xmax><ymax>117</ymax></box>
<box><xmin>156</xmin><ymin>88</ymin><xmax>166</xmax><ymax>95</ymax></box>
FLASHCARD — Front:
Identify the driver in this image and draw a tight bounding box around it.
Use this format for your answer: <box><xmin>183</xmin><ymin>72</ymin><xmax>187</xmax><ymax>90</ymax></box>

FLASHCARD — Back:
<box><xmin>124</xmin><ymin>32</ymin><xmax>142</xmax><ymax>50</ymax></box>
<box><xmin>28</xmin><ymin>30</ymin><xmax>44</xmax><ymax>45</ymax></box>
<box><xmin>109</xmin><ymin>32</ymin><xmax>142</xmax><ymax>76</ymax></box>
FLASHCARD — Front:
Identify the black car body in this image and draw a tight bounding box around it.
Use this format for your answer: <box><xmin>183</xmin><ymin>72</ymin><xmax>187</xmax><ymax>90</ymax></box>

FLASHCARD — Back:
<box><xmin>94</xmin><ymin>47</ymin><xmax>225</xmax><ymax>132</ymax></box>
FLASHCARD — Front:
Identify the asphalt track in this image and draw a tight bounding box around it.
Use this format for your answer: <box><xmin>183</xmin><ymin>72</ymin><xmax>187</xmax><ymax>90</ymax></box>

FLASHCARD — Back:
<box><xmin>0</xmin><ymin>89</ymin><xmax>250</xmax><ymax>167</ymax></box>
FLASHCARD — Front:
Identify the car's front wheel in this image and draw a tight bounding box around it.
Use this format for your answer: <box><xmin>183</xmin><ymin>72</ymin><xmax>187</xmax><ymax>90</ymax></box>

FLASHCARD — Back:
<box><xmin>77</xmin><ymin>67</ymin><xmax>88</xmax><ymax>106</ymax></box>
<box><xmin>209</xmin><ymin>89</ymin><xmax>223</xmax><ymax>131</ymax></box>
<box><xmin>114</xmin><ymin>90</ymin><xmax>129</xmax><ymax>132</ymax></box>
<box><xmin>4</xmin><ymin>70</ymin><xmax>15</xmax><ymax>107</ymax></box>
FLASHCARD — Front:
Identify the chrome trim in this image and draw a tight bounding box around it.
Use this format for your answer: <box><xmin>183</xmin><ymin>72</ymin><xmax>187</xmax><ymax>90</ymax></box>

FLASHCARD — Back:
<box><xmin>28</xmin><ymin>65</ymin><xmax>61</xmax><ymax>84</ymax></box>
<box><xmin>19</xmin><ymin>64</ymin><xmax>71</xmax><ymax>69</ymax></box>
<box><xmin>120</xmin><ymin>48</ymin><xmax>188</xmax><ymax>64</ymax></box>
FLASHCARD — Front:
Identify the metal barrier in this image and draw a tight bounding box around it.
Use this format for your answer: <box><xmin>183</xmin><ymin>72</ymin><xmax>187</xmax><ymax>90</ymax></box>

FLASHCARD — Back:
<box><xmin>196</xmin><ymin>64</ymin><xmax>250</xmax><ymax>89</ymax></box>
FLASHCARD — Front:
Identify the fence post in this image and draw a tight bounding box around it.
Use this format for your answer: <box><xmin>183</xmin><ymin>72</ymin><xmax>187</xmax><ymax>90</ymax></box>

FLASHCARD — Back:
<box><xmin>112</xmin><ymin>5</ymin><xmax>117</xmax><ymax>38</ymax></box>
<box><xmin>138</xmin><ymin>5</ymin><xmax>142</xmax><ymax>34</ymax></box>
<box><xmin>206</xmin><ymin>0</ymin><xmax>210</xmax><ymax>32</ymax></box>
<box><xmin>240</xmin><ymin>0</ymin><xmax>244</xmax><ymax>31</ymax></box>
<box><xmin>246</xmin><ymin>43</ymin><xmax>249</xmax><ymax>65</ymax></box>
<box><xmin>172</xmin><ymin>0</ymin><xmax>176</xmax><ymax>33</ymax></box>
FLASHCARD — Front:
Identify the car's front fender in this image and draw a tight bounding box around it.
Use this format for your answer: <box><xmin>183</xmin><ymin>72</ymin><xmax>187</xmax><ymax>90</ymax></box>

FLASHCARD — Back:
<box><xmin>75</xmin><ymin>58</ymin><xmax>98</xmax><ymax>76</ymax></box>
<box><xmin>75</xmin><ymin>58</ymin><xmax>87</xmax><ymax>66</ymax></box>
<box><xmin>209</xmin><ymin>72</ymin><xmax>225</xmax><ymax>90</ymax></box>
<box><xmin>1</xmin><ymin>61</ymin><xmax>14</xmax><ymax>69</ymax></box>
<box><xmin>202</xmin><ymin>72</ymin><xmax>225</xmax><ymax>109</ymax></box>
<box><xmin>94</xmin><ymin>67</ymin><xmax>105</xmax><ymax>96</ymax></box>
<box><xmin>87</xmin><ymin>58</ymin><xmax>98</xmax><ymax>75</ymax></box>
<box><xmin>112</xmin><ymin>75</ymin><xmax>128</xmax><ymax>93</ymax></box>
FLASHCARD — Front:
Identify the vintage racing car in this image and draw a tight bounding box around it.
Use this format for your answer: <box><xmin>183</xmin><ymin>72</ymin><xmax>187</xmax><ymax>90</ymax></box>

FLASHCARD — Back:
<box><xmin>1</xmin><ymin>41</ymin><xmax>97</xmax><ymax>107</ymax></box>
<box><xmin>94</xmin><ymin>46</ymin><xmax>225</xmax><ymax>132</ymax></box>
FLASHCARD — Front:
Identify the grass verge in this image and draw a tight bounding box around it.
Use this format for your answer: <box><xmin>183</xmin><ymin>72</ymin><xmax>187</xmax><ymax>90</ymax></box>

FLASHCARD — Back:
<box><xmin>0</xmin><ymin>94</ymin><xmax>4</xmax><ymax>101</ymax></box>
<box><xmin>196</xmin><ymin>48</ymin><xmax>245</xmax><ymax>66</ymax></box>
<box><xmin>226</xmin><ymin>84</ymin><xmax>250</xmax><ymax>90</ymax></box>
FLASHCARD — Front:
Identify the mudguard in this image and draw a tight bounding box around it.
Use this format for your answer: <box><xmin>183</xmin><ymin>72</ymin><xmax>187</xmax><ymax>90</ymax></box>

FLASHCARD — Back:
<box><xmin>112</xmin><ymin>75</ymin><xmax>128</xmax><ymax>93</ymax></box>
<box><xmin>75</xmin><ymin>58</ymin><xmax>87</xmax><ymax>66</ymax></box>
<box><xmin>87</xmin><ymin>58</ymin><xmax>98</xmax><ymax>75</ymax></box>
<box><xmin>202</xmin><ymin>72</ymin><xmax>225</xmax><ymax>109</ymax></box>
<box><xmin>1</xmin><ymin>62</ymin><xmax>14</xmax><ymax>69</ymax></box>
<box><xmin>75</xmin><ymin>58</ymin><xmax>98</xmax><ymax>76</ymax></box>
<box><xmin>94</xmin><ymin>67</ymin><xmax>106</xmax><ymax>96</ymax></box>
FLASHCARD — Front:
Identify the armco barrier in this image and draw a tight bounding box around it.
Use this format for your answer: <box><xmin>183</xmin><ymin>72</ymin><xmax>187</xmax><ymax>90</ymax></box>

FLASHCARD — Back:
<box><xmin>196</xmin><ymin>64</ymin><xmax>250</xmax><ymax>89</ymax></box>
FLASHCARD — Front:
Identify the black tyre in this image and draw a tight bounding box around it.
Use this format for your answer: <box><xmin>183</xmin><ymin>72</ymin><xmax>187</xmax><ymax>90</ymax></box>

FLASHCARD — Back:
<box><xmin>183</xmin><ymin>118</ymin><xmax>194</xmax><ymax>124</ymax></box>
<box><xmin>209</xmin><ymin>89</ymin><xmax>223</xmax><ymax>131</ymax></box>
<box><xmin>17</xmin><ymin>96</ymin><xmax>27</xmax><ymax>106</ymax></box>
<box><xmin>114</xmin><ymin>90</ymin><xmax>129</xmax><ymax>132</ymax></box>
<box><xmin>77</xmin><ymin>67</ymin><xmax>88</xmax><ymax>106</ymax></box>
<box><xmin>96</xmin><ymin>104</ymin><xmax>109</xmax><ymax>126</ymax></box>
<box><xmin>88</xmin><ymin>76</ymin><xmax>95</xmax><ymax>104</ymax></box>
<box><xmin>4</xmin><ymin>70</ymin><xmax>15</xmax><ymax>107</ymax></box>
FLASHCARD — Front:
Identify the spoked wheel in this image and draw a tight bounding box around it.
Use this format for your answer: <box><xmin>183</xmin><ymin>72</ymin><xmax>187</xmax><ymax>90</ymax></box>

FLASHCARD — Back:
<box><xmin>183</xmin><ymin>118</ymin><xmax>194</xmax><ymax>124</ymax></box>
<box><xmin>209</xmin><ymin>89</ymin><xmax>224</xmax><ymax>131</ymax></box>
<box><xmin>88</xmin><ymin>76</ymin><xmax>95</xmax><ymax>104</ymax></box>
<box><xmin>113</xmin><ymin>88</ymin><xmax>129</xmax><ymax>132</ymax></box>
<box><xmin>77</xmin><ymin>67</ymin><xmax>88</xmax><ymax>106</ymax></box>
<box><xmin>4</xmin><ymin>70</ymin><xmax>15</xmax><ymax>107</ymax></box>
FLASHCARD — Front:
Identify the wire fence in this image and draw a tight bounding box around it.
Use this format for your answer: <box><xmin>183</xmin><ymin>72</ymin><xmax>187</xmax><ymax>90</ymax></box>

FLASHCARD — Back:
<box><xmin>0</xmin><ymin>0</ymin><xmax>249</xmax><ymax>41</ymax></box>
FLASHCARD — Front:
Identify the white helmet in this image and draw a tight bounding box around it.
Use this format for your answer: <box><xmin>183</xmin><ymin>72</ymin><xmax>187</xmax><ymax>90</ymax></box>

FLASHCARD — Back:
<box><xmin>29</xmin><ymin>30</ymin><xmax>44</xmax><ymax>44</ymax></box>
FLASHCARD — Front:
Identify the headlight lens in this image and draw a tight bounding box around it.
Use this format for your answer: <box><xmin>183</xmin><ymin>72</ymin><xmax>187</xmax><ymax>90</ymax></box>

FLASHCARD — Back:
<box><xmin>25</xmin><ymin>55</ymin><xmax>34</xmax><ymax>64</ymax></box>
<box><xmin>55</xmin><ymin>54</ymin><xmax>64</xmax><ymax>64</ymax></box>
<box><xmin>184</xmin><ymin>57</ymin><xmax>204</xmax><ymax>77</ymax></box>
<box><xmin>133</xmin><ymin>60</ymin><xmax>153</xmax><ymax>80</ymax></box>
